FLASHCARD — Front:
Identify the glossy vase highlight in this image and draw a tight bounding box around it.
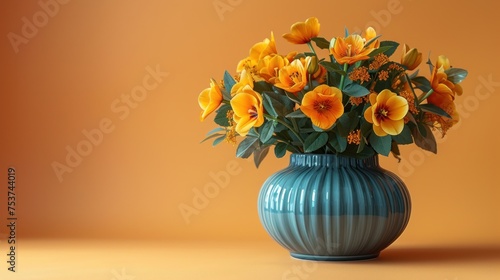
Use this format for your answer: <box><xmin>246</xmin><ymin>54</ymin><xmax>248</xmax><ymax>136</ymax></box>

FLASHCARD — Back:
<box><xmin>258</xmin><ymin>154</ymin><xmax>411</xmax><ymax>261</ymax></box>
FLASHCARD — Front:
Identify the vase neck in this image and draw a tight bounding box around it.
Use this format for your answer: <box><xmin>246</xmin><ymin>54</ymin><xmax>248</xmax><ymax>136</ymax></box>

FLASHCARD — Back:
<box><xmin>290</xmin><ymin>154</ymin><xmax>379</xmax><ymax>168</ymax></box>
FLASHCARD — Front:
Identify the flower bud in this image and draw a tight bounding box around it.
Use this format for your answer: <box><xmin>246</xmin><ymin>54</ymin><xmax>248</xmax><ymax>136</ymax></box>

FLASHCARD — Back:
<box><xmin>307</xmin><ymin>55</ymin><xmax>319</xmax><ymax>75</ymax></box>
<box><xmin>401</xmin><ymin>44</ymin><xmax>422</xmax><ymax>71</ymax></box>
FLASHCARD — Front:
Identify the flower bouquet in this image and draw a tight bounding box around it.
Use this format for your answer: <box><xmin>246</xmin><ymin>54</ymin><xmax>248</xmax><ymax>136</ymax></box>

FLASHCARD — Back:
<box><xmin>198</xmin><ymin>17</ymin><xmax>468</xmax><ymax>167</ymax></box>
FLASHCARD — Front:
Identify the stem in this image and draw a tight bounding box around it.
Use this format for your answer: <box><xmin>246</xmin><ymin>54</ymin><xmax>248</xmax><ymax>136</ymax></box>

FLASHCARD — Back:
<box><xmin>222</xmin><ymin>100</ymin><xmax>230</xmax><ymax>105</ymax></box>
<box><xmin>307</xmin><ymin>41</ymin><xmax>317</xmax><ymax>56</ymax></box>
<box><xmin>265</xmin><ymin>114</ymin><xmax>304</xmax><ymax>145</ymax></box>
<box><xmin>339</xmin><ymin>63</ymin><xmax>349</xmax><ymax>90</ymax></box>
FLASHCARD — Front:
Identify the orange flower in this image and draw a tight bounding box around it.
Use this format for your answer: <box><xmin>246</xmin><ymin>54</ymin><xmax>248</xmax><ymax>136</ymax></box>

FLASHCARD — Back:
<box><xmin>301</xmin><ymin>85</ymin><xmax>344</xmax><ymax>130</ymax></box>
<box><xmin>426</xmin><ymin>56</ymin><xmax>462</xmax><ymax>134</ymax></box>
<box><xmin>429</xmin><ymin>55</ymin><xmax>463</xmax><ymax>103</ymax></box>
<box><xmin>425</xmin><ymin>93</ymin><xmax>459</xmax><ymax>136</ymax></box>
<box><xmin>364</xmin><ymin>89</ymin><xmax>409</xmax><ymax>136</ymax></box>
<box><xmin>198</xmin><ymin>79</ymin><xmax>223</xmax><ymax>121</ymax></box>
<box><xmin>230</xmin><ymin>85</ymin><xmax>264</xmax><ymax>136</ymax></box>
<box><xmin>283</xmin><ymin>17</ymin><xmax>320</xmax><ymax>44</ymax></box>
<box><xmin>330</xmin><ymin>34</ymin><xmax>375</xmax><ymax>65</ymax></box>
<box><xmin>274</xmin><ymin>59</ymin><xmax>308</xmax><ymax>93</ymax></box>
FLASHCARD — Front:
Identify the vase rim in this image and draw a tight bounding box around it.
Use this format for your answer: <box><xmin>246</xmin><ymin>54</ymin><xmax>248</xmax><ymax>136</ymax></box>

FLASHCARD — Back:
<box><xmin>289</xmin><ymin>153</ymin><xmax>379</xmax><ymax>167</ymax></box>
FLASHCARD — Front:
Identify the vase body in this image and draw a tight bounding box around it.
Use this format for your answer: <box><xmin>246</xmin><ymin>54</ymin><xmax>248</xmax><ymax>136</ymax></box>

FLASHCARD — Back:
<box><xmin>258</xmin><ymin>154</ymin><xmax>411</xmax><ymax>261</ymax></box>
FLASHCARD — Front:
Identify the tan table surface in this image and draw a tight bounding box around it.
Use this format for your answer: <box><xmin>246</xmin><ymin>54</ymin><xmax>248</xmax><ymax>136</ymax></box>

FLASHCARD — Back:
<box><xmin>1</xmin><ymin>239</ymin><xmax>499</xmax><ymax>280</ymax></box>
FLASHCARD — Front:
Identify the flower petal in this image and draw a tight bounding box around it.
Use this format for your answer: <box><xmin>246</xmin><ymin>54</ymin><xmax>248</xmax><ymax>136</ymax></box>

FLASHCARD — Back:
<box><xmin>376</xmin><ymin>89</ymin><xmax>394</xmax><ymax>105</ymax></box>
<box><xmin>373</xmin><ymin>124</ymin><xmax>387</xmax><ymax>137</ymax></box>
<box><xmin>230</xmin><ymin>92</ymin><xmax>257</xmax><ymax>116</ymax></box>
<box><xmin>364</xmin><ymin>106</ymin><xmax>374</xmax><ymax>124</ymax></box>
<box><xmin>386</xmin><ymin>96</ymin><xmax>409</xmax><ymax>120</ymax></box>
<box><xmin>380</xmin><ymin>119</ymin><xmax>404</xmax><ymax>135</ymax></box>
<box><xmin>234</xmin><ymin>115</ymin><xmax>255</xmax><ymax>136</ymax></box>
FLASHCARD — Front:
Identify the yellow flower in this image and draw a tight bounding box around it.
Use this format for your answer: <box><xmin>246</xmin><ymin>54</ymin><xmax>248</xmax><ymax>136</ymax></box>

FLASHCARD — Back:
<box><xmin>364</xmin><ymin>89</ymin><xmax>409</xmax><ymax>136</ymax></box>
<box><xmin>301</xmin><ymin>85</ymin><xmax>344</xmax><ymax>130</ymax></box>
<box><xmin>330</xmin><ymin>34</ymin><xmax>375</xmax><ymax>65</ymax></box>
<box><xmin>362</xmin><ymin>27</ymin><xmax>380</xmax><ymax>49</ymax></box>
<box><xmin>274</xmin><ymin>58</ymin><xmax>308</xmax><ymax>93</ymax></box>
<box><xmin>237</xmin><ymin>32</ymin><xmax>277</xmax><ymax>73</ymax></box>
<box><xmin>230</xmin><ymin>85</ymin><xmax>264</xmax><ymax>136</ymax></box>
<box><xmin>283</xmin><ymin>17</ymin><xmax>320</xmax><ymax>44</ymax></box>
<box><xmin>258</xmin><ymin>54</ymin><xmax>289</xmax><ymax>84</ymax></box>
<box><xmin>231</xmin><ymin>69</ymin><xmax>254</xmax><ymax>95</ymax></box>
<box><xmin>401</xmin><ymin>44</ymin><xmax>422</xmax><ymax>70</ymax></box>
<box><xmin>429</xmin><ymin>55</ymin><xmax>462</xmax><ymax>101</ymax></box>
<box><xmin>198</xmin><ymin>79</ymin><xmax>223</xmax><ymax>121</ymax></box>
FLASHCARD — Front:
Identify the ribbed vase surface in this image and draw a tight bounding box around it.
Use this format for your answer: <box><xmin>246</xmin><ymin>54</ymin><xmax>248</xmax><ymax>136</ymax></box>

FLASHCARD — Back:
<box><xmin>258</xmin><ymin>154</ymin><xmax>411</xmax><ymax>261</ymax></box>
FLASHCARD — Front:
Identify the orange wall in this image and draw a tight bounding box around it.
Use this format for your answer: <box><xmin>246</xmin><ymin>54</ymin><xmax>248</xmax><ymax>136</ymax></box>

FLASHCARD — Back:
<box><xmin>0</xmin><ymin>0</ymin><xmax>499</xmax><ymax>244</ymax></box>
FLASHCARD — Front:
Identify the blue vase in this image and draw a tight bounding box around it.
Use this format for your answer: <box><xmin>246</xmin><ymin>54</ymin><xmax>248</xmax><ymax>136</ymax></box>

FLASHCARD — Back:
<box><xmin>258</xmin><ymin>154</ymin><xmax>411</xmax><ymax>261</ymax></box>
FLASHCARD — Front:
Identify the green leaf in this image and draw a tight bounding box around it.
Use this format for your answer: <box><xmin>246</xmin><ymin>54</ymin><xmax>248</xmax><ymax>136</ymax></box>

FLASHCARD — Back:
<box><xmin>223</xmin><ymin>71</ymin><xmax>236</xmax><ymax>95</ymax></box>
<box><xmin>360</xmin><ymin>116</ymin><xmax>373</xmax><ymax>137</ymax></box>
<box><xmin>253</xmin><ymin>146</ymin><xmax>270</xmax><ymax>168</ymax></box>
<box><xmin>336</xmin><ymin>110</ymin><xmax>360</xmax><ymax>137</ymax></box>
<box><xmin>445</xmin><ymin>68</ymin><xmax>468</xmax><ymax>84</ymax></box>
<box><xmin>274</xmin><ymin>142</ymin><xmax>288</xmax><ymax>158</ymax></box>
<box><xmin>417</xmin><ymin>122</ymin><xmax>427</xmax><ymax>137</ymax></box>
<box><xmin>247</xmin><ymin>128</ymin><xmax>259</xmax><ymax>138</ymax></box>
<box><xmin>212</xmin><ymin>135</ymin><xmax>226</xmax><ymax>146</ymax></box>
<box><xmin>206</xmin><ymin>127</ymin><xmax>225</xmax><ymax>136</ymax></box>
<box><xmin>236</xmin><ymin>136</ymin><xmax>259</xmax><ymax>158</ymax></box>
<box><xmin>329</xmin><ymin>131</ymin><xmax>347</xmax><ymax>153</ymax></box>
<box><xmin>411</xmin><ymin>76</ymin><xmax>432</xmax><ymax>92</ymax></box>
<box><xmin>262</xmin><ymin>94</ymin><xmax>278</xmax><ymax>118</ymax></box>
<box><xmin>283</xmin><ymin>91</ymin><xmax>301</xmax><ymax>104</ymax></box>
<box><xmin>200</xmin><ymin>133</ymin><xmax>225</xmax><ymax>144</ymax></box>
<box><xmin>357</xmin><ymin>130</ymin><xmax>366</xmax><ymax>153</ymax></box>
<box><xmin>259</xmin><ymin>121</ymin><xmax>275</xmax><ymax>143</ymax></box>
<box><xmin>213</xmin><ymin>104</ymin><xmax>231</xmax><ymax>127</ymax></box>
<box><xmin>264</xmin><ymin>90</ymin><xmax>295</xmax><ymax>115</ymax></box>
<box><xmin>304</xmin><ymin>132</ymin><xmax>328</xmax><ymax>153</ymax></box>
<box><xmin>390</xmin><ymin>141</ymin><xmax>402</xmax><ymax>162</ymax></box>
<box><xmin>368</xmin><ymin>133</ymin><xmax>392</xmax><ymax>156</ymax></box>
<box><xmin>419</xmin><ymin>103</ymin><xmax>451</xmax><ymax>118</ymax></box>
<box><xmin>343</xmin><ymin>82</ymin><xmax>370</xmax><ymax>97</ymax></box>
<box><xmin>311</xmin><ymin>37</ymin><xmax>330</xmax><ymax>49</ymax></box>
<box><xmin>253</xmin><ymin>81</ymin><xmax>274</xmax><ymax>92</ymax></box>
<box><xmin>364</xmin><ymin>35</ymin><xmax>382</xmax><ymax>50</ymax></box>
<box><xmin>411</xmin><ymin>124</ymin><xmax>437</xmax><ymax>153</ymax></box>
<box><xmin>319</xmin><ymin>61</ymin><xmax>346</xmax><ymax>75</ymax></box>
<box><xmin>426</xmin><ymin>57</ymin><xmax>434</xmax><ymax>74</ymax></box>
<box><xmin>286</xmin><ymin>109</ymin><xmax>307</xmax><ymax>118</ymax></box>
<box><xmin>368</xmin><ymin>45</ymin><xmax>392</xmax><ymax>57</ymax></box>
<box><xmin>355</xmin><ymin>145</ymin><xmax>375</xmax><ymax>158</ymax></box>
<box><xmin>379</xmin><ymin>41</ymin><xmax>399</xmax><ymax>57</ymax></box>
<box><xmin>392</xmin><ymin>125</ymin><xmax>413</xmax><ymax>144</ymax></box>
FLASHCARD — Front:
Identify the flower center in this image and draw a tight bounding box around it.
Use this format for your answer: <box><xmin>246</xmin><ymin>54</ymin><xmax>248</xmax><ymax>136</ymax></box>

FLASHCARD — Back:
<box><xmin>289</xmin><ymin>71</ymin><xmax>301</xmax><ymax>84</ymax></box>
<box><xmin>314</xmin><ymin>100</ymin><xmax>332</xmax><ymax>112</ymax></box>
<box><xmin>376</xmin><ymin>106</ymin><xmax>389</xmax><ymax>121</ymax></box>
<box><xmin>346</xmin><ymin>44</ymin><xmax>352</xmax><ymax>57</ymax></box>
<box><xmin>248</xmin><ymin>106</ymin><xmax>258</xmax><ymax>119</ymax></box>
